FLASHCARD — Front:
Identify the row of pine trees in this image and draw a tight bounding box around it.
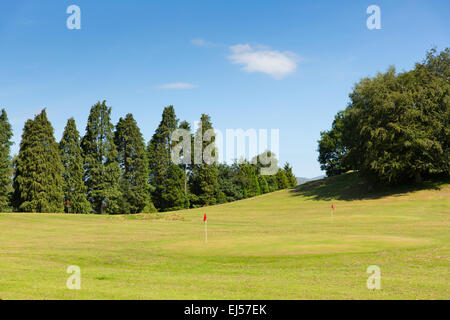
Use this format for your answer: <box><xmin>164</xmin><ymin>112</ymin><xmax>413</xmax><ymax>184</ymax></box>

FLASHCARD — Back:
<box><xmin>0</xmin><ymin>102</ymin><xmax>296</xmax><ymax>214</ymax></box>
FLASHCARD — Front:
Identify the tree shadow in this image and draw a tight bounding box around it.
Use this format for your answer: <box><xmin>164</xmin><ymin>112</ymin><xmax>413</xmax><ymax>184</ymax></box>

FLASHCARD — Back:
<box><xmin>290</xmin><ymin>172</ymin><xmax>447</xmax><ymax>201</ymax></box>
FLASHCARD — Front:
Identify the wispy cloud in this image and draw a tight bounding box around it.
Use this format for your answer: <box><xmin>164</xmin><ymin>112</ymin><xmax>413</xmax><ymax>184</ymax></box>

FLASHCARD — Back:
<box><xmin>190</xmin><ymin>38</ymin><xmax>218</xmax><ymax>48</ymax></box>
<box><xmin>155</xmin><ymin>82</ymin><xmax>198</xmax><ymax>89</ymax></box>
<box><xmin>228</xmin><ymin>44</ymin><xmax>299</xmax><ymax>79</ymax></box>
<box><xmin>191</xmin><ymin>38</ymin><xmax>207</xmax><ymax>46</ymax></box>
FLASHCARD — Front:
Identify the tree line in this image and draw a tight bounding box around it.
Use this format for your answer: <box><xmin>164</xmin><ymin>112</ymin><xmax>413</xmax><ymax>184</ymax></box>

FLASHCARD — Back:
<box><xmin>318</xmin><ymin>48</ymin><xmax>449</xmax><ymax>185</ymax></box>
<box><xmin>0</xmin><ymin>103</ymin><xmax>296</xmax><ymax>213</ymax></box>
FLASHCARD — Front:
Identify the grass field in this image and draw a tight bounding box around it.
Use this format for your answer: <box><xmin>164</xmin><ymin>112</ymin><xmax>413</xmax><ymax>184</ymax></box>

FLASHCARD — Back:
<box><xmin>0</xmin><ymin>173</ymin><xmax>449</xmax><ymax>300</ymax></box>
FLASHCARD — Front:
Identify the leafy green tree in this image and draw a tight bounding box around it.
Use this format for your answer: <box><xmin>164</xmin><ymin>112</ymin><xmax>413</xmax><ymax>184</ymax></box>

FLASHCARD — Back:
<box><xmin>283</xmin><ymin>163</ymin><xmax>297</xmax><ymax>187</ymax></box>
<box><xmin>81</xmin><ymin>101</ymin><xmax>121</xmax><ymax>214</ymax></box>
<box><xmin>318</xmin><ymin>48</ymin><xmax>450</xmax><ymax>184</ymax></box>
<box><xmin>348</xmin><ymin>56</ymin><xmax>449</xmax><ymax>184</ymax></box>
<box><xmin>0</xmin><ymin>109</ymin><xmax>13</xmax><ymax>211</ymax></box>
<box><xmin>317</xmin><ymin>111</ymin><xmax>351</xmax><ymax>176</ymax></box>
<box><xmin>411</xmin><ymin>48</ymin><xmax>450</xmax><ymax>180</ymax></box>
<box><xmin>217</xmin><ymin>163</ymin><xmax>244</xmax><ymax>202</ymax></box>
<box><xmin>147</xmin><ymin>106</ymin><xmax>180</xmax><ymax>210</ymax></box>
<box><xmin>189</xmin><ymin>114</ymin><xmax>219</xmax><ymax>206</ymax></box>
<box><xmin>115</xmin><ymin>114</ymin><xmax>156</xmax><ymax>213</ymax></box>
<box><xmin>13</xmin><ymin>109</ymin><xmax>64</xmax><ymax>213</ymax></box>
<box><xmin>59</xmin><ymin>118</ymin><xmax>92</xmax><ymax>213</ymax></box>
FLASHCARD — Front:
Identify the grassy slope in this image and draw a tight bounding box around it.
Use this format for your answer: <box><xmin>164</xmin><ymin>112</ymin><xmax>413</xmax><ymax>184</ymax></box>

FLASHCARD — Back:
<box><xmin>0</xmin><ymin>173</ymin><xmax>448</xmax><ymax>300</ymax></box>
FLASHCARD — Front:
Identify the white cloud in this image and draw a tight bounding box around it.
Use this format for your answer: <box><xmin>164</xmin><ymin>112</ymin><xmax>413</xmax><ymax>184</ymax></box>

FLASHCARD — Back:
<box><xmin>191</xmin><ymin>38</ymin><xmax>218</xmax><ymax>48</ymax></box>
<box><xmin>191</xmin><ymin>38</ymin><xmax>207</xmax><ymax>46</ymax></box>
<box><xmin>155</xmin><ymin>82</ymin><xmax>198</xmax><ymax>89</ymax></box>
<box><xmin>228</xmin><ymin>44</ymin><xmax>299</xmax><ymax>79</ymax></box>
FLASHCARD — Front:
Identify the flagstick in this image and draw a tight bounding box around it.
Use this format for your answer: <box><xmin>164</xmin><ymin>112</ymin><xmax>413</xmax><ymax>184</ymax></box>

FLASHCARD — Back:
<box><xmin>205</xmin><ymin>220</ymin><xmax>208</xmax><ymax>243</ymax></box>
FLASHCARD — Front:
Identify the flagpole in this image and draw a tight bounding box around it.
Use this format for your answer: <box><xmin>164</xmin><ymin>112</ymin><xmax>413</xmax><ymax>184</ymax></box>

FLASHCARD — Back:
<box><xmin>205</xmin><ymin>220</ymin><xmax>208</xmax><ymax>243</ymax></box>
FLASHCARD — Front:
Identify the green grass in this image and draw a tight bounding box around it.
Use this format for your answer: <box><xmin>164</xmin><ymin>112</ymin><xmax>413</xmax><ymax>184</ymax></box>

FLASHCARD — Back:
<box><xmin>0</xmin><ymin>173</ymin><xmax>449</xmax><ymax>300</ymax></box>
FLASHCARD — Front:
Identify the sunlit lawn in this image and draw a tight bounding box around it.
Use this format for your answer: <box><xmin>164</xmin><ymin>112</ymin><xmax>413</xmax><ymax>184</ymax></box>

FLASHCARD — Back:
<box><xmin>0</xmin><ymin>173</ymin><xmax>448</xmax><ymax>299</ymax></box>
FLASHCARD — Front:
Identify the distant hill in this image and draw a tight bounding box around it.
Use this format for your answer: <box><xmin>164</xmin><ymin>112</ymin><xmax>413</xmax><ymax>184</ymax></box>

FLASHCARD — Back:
<box><xmin>296</xmin><ymin>175</ymin><xmax>325</xmax><ymax>185</ymax></box>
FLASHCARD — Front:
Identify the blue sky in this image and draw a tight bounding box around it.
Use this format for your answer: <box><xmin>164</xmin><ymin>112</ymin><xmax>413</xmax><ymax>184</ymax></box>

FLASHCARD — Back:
<box><xmin>0</xmin><ymin>0</ymin><xmax>448</xmax><ymax>177</ymax></box>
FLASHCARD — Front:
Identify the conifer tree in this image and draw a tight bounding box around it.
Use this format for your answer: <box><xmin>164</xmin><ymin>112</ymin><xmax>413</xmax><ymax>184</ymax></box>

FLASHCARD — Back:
<box><xmin>0</xmin><ymin>109</ymin><xmax>13</xmax><ymax>211</ymax></box>
<box><xmin>258</xmin><ymin>175</ymin><xmax>269</xmax><ymax>194</ymax></box>
<box><xmin>161</xmin><ymin>163</ymin><xmax>189</xmax><ymax>211</ymax></box>
<box><xmin>147</xmin><ymin>106</ymin><xmax>179</xmax><ymax>210</ymax></box>
<box><xmin>239</xmin><ymin>162</ymin><xmax>261</xmax><ymax>198</ymax></box>
<box><xmin>81</xmin><ymin>101</ymin><xmax>121</xmax><ymax>214</ymax></box>
<box><xmin>252</xmin><ymin>151</ymin><xmax>280</xmax><ymax>192</ymax></box>
<box><xmin>13</xmin><ymin>109</ymin><xmax>64</xmax><ymax>213</ymax></box>
<box><xmin>59</xmin><ymin>118</ymin><xmax>92</xmax><ymax>214</ymax></box>
<box><xmin>283</xmin><ymin>163</ymin><xmax>297</xmax><ymax>187</ymax></box>
<box><xmin>189</xmin><ymin>114</ymin><xmax>219</xmax><ymax>206</ymax></box>
<box><xmin>275</xmin><ymin>169</ymin><xmax>289</xmax><ymax>190</ymax></box>
<box><xmin>115</xmin><ymin>114</ymin><xmax>156</xmax><ymax>213</ymax></box>
<box><xmin>265</xmin><ymin>174</ymin><xmax>279</xmax><ymax>192</ymax></box>
<box><xmin>178</xmin><ymin>120</ymin><xmax>192</xmax><ymax>196</ymax></box>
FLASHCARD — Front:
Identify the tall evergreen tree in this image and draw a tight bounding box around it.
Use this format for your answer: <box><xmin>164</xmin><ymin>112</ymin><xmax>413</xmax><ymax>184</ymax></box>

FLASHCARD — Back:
<box><xmin>59</xmin><ymin>118</ymin><xmax>92</xmax><ymax>214</ymax></box>
<box><xmin>283</xmin><ymin>163</ymin><xmax>297</xmax><ymax>187</ymax></box>
<box><xmin>239</xmin><ymin>162</ymin><xmax>261</xmax><ymax>198</ymax></box>
<box><xmin>189</xmin><ymin>114</ymin><xmax>219</xmax><ymax>206</ymax></box>
<box><xmin>147</xmin><ymin>106</ymin><xmax>180</xmax><ymax>210</ymax></box>
<box><xmin>115</xmin><ymin>114</ymin><xmax>156</xmax><ymax>213</ymax></box>
<box><xmin>252</xmin><ymin>151</ymin><xmax>280</xmax><ymax>192</ymax></box>
<box><xmin>177</xmin><ymin>120</ymin><xmax>192</xmax><ymax>196</ymax></box>
<box><xmin>252</xmin><ymin>151</ymin><xmax>279</xmax><ymax>176</ymax></box>
<box><xmin>275</xmin><ymin>169</ymin><xmax>289</xmax><ymax>190</ymax></box>
<box><xmin>0</xmin><ymin>109</ymin><xmax>13</xmax><ymax>211</ymax></box>
<box><xmin>265</xmin><ymin>174</ymin><xmax>279</xmax><ymax>192</ymax></box>
<box><xmin>258</xmin><ymin>175</ymin><xmax>269</xmax><ymax>194</ymax></box>
<box><xmin>12</xmin><ymin>109</ymin><xmax>64</xmax><ymax>213</ymax></box>
<box><xmin>81</xmin><ymin>101</ymin><xmax>121</xmax><ymax>214</ymax></box>
<box><xmin>161</xmin><ymin>163</ymin><xmax>190</xmax><ymax>211</ymax></box>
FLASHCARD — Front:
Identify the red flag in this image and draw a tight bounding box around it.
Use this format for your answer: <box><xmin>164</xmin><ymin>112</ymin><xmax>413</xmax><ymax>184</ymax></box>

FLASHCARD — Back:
<box><xmin>203</xmin><ymin>214</ymin><xmax>207</xmax><ymax>222</ymax></box>
<box><xmin>67</xmin><ymin>201</ymin><xmax>70</xmax><ymax>207</ymax></box>
<box><xmin>331</xmin><ymin>204</ymin><xmax>335</xmax><ymax>210</ymax></box>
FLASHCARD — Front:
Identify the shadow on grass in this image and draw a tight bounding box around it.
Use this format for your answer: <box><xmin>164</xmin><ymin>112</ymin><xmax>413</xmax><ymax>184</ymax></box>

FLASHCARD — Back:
<box><xmin>290</xmin><ymin>172</ymin><xmax>449</xmax><ymax>201</ymax></box>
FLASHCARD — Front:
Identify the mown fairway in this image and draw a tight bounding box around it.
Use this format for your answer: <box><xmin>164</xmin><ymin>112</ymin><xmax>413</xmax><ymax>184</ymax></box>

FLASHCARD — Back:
<box><xmin>0</xmin><ymin>173</ymin><xmax>449</xmax><ymax>300</ymax></box>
